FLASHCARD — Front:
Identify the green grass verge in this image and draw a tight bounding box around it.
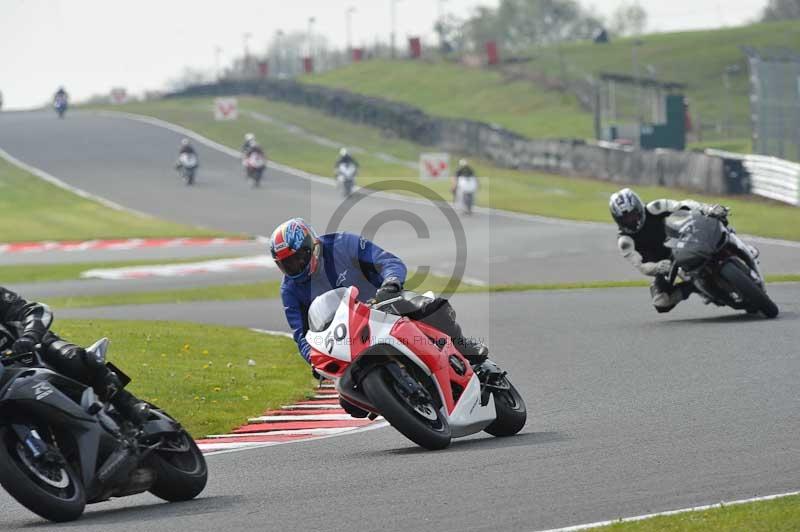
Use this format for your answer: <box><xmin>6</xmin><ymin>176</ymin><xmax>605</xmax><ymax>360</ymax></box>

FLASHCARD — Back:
<box><xmin>88</xmin><ymin>98</ymin><xmax>800</xmax><ymax>241</ymax></box>
<box><xmin>44</xmin><ymin>274</ymin><xmax>800</xmax><ymax>309</ymax></box>
<box><xmin>54</xmin><ymin>319</ymin><xmax>311</xmax><ymax>437</ymax></box>
<box><xmin>596</xmin><ymin>493</ymin><xmax>800</xmax><ymax>531</ymax></box>
<box><xmin>0</xmin><ymin>255</ymin><xmax>242</xmax><ymax>284</ymax></box>
<box><xmin>0</xmin><ymin>156</ymin><xmax>225</xmax><ymax>242</ymax></box>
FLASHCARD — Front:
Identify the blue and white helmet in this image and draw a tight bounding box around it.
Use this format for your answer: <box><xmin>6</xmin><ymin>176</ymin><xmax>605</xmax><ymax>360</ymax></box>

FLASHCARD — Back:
<box><xmin>609</xmin><ymin>188</ymin><xmax>646</xmax><ymax>234</ymax></box>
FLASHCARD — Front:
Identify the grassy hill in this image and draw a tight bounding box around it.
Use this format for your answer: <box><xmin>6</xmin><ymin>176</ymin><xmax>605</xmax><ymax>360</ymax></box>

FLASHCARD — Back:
<box><xmin>306</xmin><ymin>59</ymin><xmax>593</xmax><ymax>139</ymax></box>
<box><xmin>307</xmin><ymin>20</ymin><xmax>800</xmax><ymax>152</ymax></box>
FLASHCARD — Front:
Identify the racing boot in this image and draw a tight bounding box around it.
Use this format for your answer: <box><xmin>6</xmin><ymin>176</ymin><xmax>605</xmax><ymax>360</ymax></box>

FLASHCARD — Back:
<box><xmin>95</xmin><ymin>368</ymin><xmax>150</xmax><ymax>426</ymax></box>
<box><xmin>676</xmin><ymin>281</ymin><xmax>695</xmax><ymax>301</ymax></box>
<box><xmin>340</xmin><ymin>397</ymin><xmax>369</xmax><ymax>419</ymax></box>
<box><xmin>453</xmin><ymin>336</ymin><xmax>489</xmax><ymax>366</ymax></box>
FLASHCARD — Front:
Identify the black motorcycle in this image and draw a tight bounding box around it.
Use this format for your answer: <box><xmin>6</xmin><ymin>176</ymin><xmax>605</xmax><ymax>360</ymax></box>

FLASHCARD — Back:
<box><xmin>0</xmin><ymin>336</ymin><xmax>207</xmax><ymax>522</ymax></box>
<box><xmin>664</xmin><ymin>209</ymin><xmax>778</xmax><ymax>318</ymax></box>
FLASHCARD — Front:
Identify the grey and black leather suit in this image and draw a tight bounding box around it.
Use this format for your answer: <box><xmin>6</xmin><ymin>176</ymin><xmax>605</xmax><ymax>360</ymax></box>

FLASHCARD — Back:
<box><xmin>0</xmin><ymin>287</ymin><xmax>142</xmax><ymax>417</ymax></box>
<box><xmin>617</xmin><ymin>199</ymin><xmax>757</xmax><ymax>312</ymax></box>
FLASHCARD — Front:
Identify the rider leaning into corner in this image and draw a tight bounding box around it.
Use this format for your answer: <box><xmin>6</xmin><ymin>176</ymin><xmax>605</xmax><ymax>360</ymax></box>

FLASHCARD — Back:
<box><xmin>269</xmin><ymin>218</ymin><xmax>489</xmax><ymax>417</ymax></box>
<box><xmin>609</xmin><ymin>187</ymin><xmax>760</xmax><ymax>313</ymax></box>
<box><xmin>0</xmin><ymin>287</ymin><xmax>149</xmax><ymax>423</ymax></box>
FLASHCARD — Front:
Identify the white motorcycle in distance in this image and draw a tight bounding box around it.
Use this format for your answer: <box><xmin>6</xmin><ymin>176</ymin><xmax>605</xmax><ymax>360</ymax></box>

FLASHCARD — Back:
<box><xmin>455</xmin><ymin>175</ymin><xmax>478</xmax><ymax>215</ymax></box>
<box><xmin>176</xmin><ymin>152</ymin><xmax>198</xmax><ymax>186</ymax></box>
<box><xmin>243</xmin><ymin>152</ymin><xmax>266</xmax><ymax>188</ymax></box>
<box><xmin>307</xmin><ymin>287</ymin><xmax>527</xmax><ymax>450</ymax></box>
<box><xmin>336</xmin><ymin>161</ymin><xmax>357</xmax><ymax>197</ymax></box>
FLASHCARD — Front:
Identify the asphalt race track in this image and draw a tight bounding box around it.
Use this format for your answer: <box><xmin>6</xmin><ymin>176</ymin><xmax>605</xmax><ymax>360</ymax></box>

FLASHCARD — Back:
<box><xmin>3</xmin><ymin>288</ymin><xmax>800</xmax><ymax>531</ymax></box>
<box><xmin>3</xmin><ymin>110</ymin><xmax>800</xmax><ymax>285</ymax></box>
<box><xmin>0</xmin><ymin>111</ymin><xmax>798</xmax><ymax>530</ymax></box>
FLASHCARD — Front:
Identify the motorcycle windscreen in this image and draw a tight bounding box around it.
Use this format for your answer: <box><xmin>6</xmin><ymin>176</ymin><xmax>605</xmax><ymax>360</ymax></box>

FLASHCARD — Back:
<box><xmin>669</xmin><ymin>213</ymin><xmax>723</xmax><ymax>270</ymax></box>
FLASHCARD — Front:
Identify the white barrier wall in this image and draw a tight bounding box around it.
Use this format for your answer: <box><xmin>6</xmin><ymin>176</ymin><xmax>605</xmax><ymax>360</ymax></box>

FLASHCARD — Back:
<box><xmin>707</xmin><ymin>150</ymin><xmax>800</xmax><ymax>206</ymax></box>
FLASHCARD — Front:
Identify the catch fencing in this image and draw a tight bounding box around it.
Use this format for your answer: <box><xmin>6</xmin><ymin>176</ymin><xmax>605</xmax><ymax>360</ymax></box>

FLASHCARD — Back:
<box><xmin>170</xmin><ymin>80</ymin><xmax>781</xmax><ymax>200</ymax></box>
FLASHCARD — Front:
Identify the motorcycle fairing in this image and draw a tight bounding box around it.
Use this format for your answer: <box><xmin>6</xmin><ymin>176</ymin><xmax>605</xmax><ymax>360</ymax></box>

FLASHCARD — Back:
<box><xmin>308</xmin><ymin>286</ymin><xmax>497</xmax><ymax>431</ymax></box>
<box><xmin>0</xmin><ymin>368</ymin><xmax>103</xmax><ymax>487</ymax></box>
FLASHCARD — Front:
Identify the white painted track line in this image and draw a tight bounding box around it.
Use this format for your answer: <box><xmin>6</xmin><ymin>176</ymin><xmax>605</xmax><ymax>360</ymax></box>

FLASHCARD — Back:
<box><xmin>536</xmin><ymin>490</ymin><xmax>800</xmax><ymax>532</ymax></box>
<box><xmin>248</xmin><ymin>414</ymin><xmax>357</xmax><ymax>423</ymax></box>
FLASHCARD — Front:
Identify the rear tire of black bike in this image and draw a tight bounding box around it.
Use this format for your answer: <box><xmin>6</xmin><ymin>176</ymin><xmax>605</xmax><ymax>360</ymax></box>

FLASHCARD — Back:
<box><xmin>147</xmin><ymin>431</ymin><xmax>208</xmax><ymax>502</ymax></box>
<box><xmin>720</xmin><ymin>261</ymin><xmax>779</xmax><ymax>319</ymax></box>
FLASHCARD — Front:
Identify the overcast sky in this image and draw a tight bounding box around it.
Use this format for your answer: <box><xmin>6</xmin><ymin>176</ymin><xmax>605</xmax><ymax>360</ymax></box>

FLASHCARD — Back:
<box><xmin>1</xmin><ymin>0</ymin><xmax>764</xmax><ymax>109</ymax></box>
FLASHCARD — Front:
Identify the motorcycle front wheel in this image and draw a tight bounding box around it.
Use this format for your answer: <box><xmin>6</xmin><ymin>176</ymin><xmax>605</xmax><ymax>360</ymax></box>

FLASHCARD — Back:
<box><xmin>362</xmin><ymin>364</ymin><xmax>451</xmax><ymax>450</ymax></box>
<box><xmin>484</xmin><ymin>377</ymin><xmax>527</xmax><ymax>437</ymax></box>
<box><xmin>720</xmin><ymin>261</ymin><xmax>779</xmax><ymax>318</ymax></box>
<box><xmin>0</xmin><ymin>426</ymin><xmax>85</xmax><ymax>522</ymax></box>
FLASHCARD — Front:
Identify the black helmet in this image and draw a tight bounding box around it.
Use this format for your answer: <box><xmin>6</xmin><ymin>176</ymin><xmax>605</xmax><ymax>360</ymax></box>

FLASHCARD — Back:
<box><xmin>609</xmin><ymin>188</ymin><xmax>646</xmax><ymax>234</ymax></box>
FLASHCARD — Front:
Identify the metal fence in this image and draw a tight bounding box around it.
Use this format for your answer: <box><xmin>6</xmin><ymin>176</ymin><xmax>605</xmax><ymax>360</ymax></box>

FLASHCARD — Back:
<box><xmin>744</xmin><ymin>47</ymin><xmax>800</xmax><ymax>161</ymax></box>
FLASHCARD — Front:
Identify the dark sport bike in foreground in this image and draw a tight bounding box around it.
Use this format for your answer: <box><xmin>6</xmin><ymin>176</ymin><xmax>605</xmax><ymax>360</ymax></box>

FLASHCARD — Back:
<box><xmin>0</xmin><ymin>336</ymin><xmax>207</xmax><ymax>522</ymax></box>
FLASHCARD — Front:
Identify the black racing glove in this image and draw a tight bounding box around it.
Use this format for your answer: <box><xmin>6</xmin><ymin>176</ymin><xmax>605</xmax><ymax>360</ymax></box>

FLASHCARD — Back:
<box><xmin>705</xmin><ymin>204</ymin><xmax>730</xmax><ymax>225</ymax></box>
<box><xmin>11</xmin><ymin>336</ymin><xmax>37</xmax><ymax>356</ymax></box>
<box><xmin>374</xmin><ymin>278</ymin><xmax>402</xmax><ymax>303</ymax></box>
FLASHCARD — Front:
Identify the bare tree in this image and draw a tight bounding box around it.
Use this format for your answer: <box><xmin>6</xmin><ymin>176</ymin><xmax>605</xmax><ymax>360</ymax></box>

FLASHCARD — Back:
<box><xmin>167</xmin><ymin>67</ymin><xmax>215</xmax><ymax>91</ymax></box>
<box><xmin>762</xmin><ymin>0</ymin><xmax>800</xmax><ymax>20</ymax></box>
<box><xmin>610</xmin><ymin>2</ymin><xmax>648</xmax><ymax>36</ymax></box>
<box><xmin>462</xmin><ymin>0</ymin><xmax>605</xmax><ymax>52</ymax></box>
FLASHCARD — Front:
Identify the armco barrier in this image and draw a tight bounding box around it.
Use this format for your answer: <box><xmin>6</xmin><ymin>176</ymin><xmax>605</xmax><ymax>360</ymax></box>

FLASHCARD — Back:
<box><xmin>707</xmin><ymin>150</ymin><xmax>800</xmax><ymax>206</ymax></box>
<box><xmin>170</xmin><ymin>80</ymin><xmax>758</xmax><ymax>197</ymax></box>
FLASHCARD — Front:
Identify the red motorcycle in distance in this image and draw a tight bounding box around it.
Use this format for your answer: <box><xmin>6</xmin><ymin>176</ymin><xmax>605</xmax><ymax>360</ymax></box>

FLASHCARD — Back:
<box><xmin>307</xmin><ymin>287</ymin><xmax>527</xmax><ymax>450</ymax></box>
<box><xmin>243</xmin><ymin>151</ymin><xmax>266</xmax><ymax>188</ymax></box>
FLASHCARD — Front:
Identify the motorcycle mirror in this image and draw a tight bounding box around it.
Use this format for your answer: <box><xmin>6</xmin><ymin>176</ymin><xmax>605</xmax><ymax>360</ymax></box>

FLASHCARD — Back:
<box><xmin>86</xmin><ymin>337</ymin><xmax>110</xmax><ymax>364</ymax></box>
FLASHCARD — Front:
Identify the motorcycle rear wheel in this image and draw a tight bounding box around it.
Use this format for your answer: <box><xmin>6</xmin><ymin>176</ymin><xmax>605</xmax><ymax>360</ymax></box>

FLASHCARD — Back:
<box><xmin>147</xmin><ymin>430</ymin><xmax>208</xmax><ymax>502</ymax></box>
<box><xmin>0</xmin><ymin>426</ymin><xmax>85</xmax><ymax>522</ymax></box>
<box><xmin>362</xmin><ymin>365</ymin><xmax>451</xmax><ymax>450</ymax></box>
<box><xmin>720</xmin><ymin>261</ymin><xmax>779</xmax><ymax>318</ymax></box>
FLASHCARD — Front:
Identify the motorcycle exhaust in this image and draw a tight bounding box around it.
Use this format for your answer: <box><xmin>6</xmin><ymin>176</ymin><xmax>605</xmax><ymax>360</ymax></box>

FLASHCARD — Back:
<box><xmin>111</xmin><ymin>468</ymin><xmax>155</xmax><ymax>497</ymax></box>
<box><xmin>97</xmin><ymin>445</ymin><xmax>138</xmax><ymax>486</ymax></box>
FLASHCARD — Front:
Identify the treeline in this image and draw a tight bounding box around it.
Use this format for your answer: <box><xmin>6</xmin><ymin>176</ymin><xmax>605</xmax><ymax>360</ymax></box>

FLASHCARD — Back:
<box><xmin>437</xmin><ymin>0</ymin><xmax>647</xmax><ymax>54</ymax></box>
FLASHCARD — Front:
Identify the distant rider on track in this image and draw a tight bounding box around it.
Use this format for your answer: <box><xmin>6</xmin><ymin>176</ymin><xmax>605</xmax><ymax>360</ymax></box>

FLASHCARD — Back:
<box><xmin>335</xmin><ymin>147</ymin><xmax>358</xmax><ymax>169</ymax></box>
<box><xmin>241</xmin><ymin>133</ymin><xmax>258</xmax><ymax>157</ymax></box>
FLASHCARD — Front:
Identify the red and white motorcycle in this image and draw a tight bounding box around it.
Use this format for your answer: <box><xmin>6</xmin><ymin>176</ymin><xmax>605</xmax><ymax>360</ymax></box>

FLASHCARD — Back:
<box><xmin>307</xmin><ymin>287</ymin><xmax>527</xmax><ymax>450</ymax></box>
<box><xmin>243</xmin><ymin>151</ymin><xmax>266</xmax><ymax>188</ymax></box>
